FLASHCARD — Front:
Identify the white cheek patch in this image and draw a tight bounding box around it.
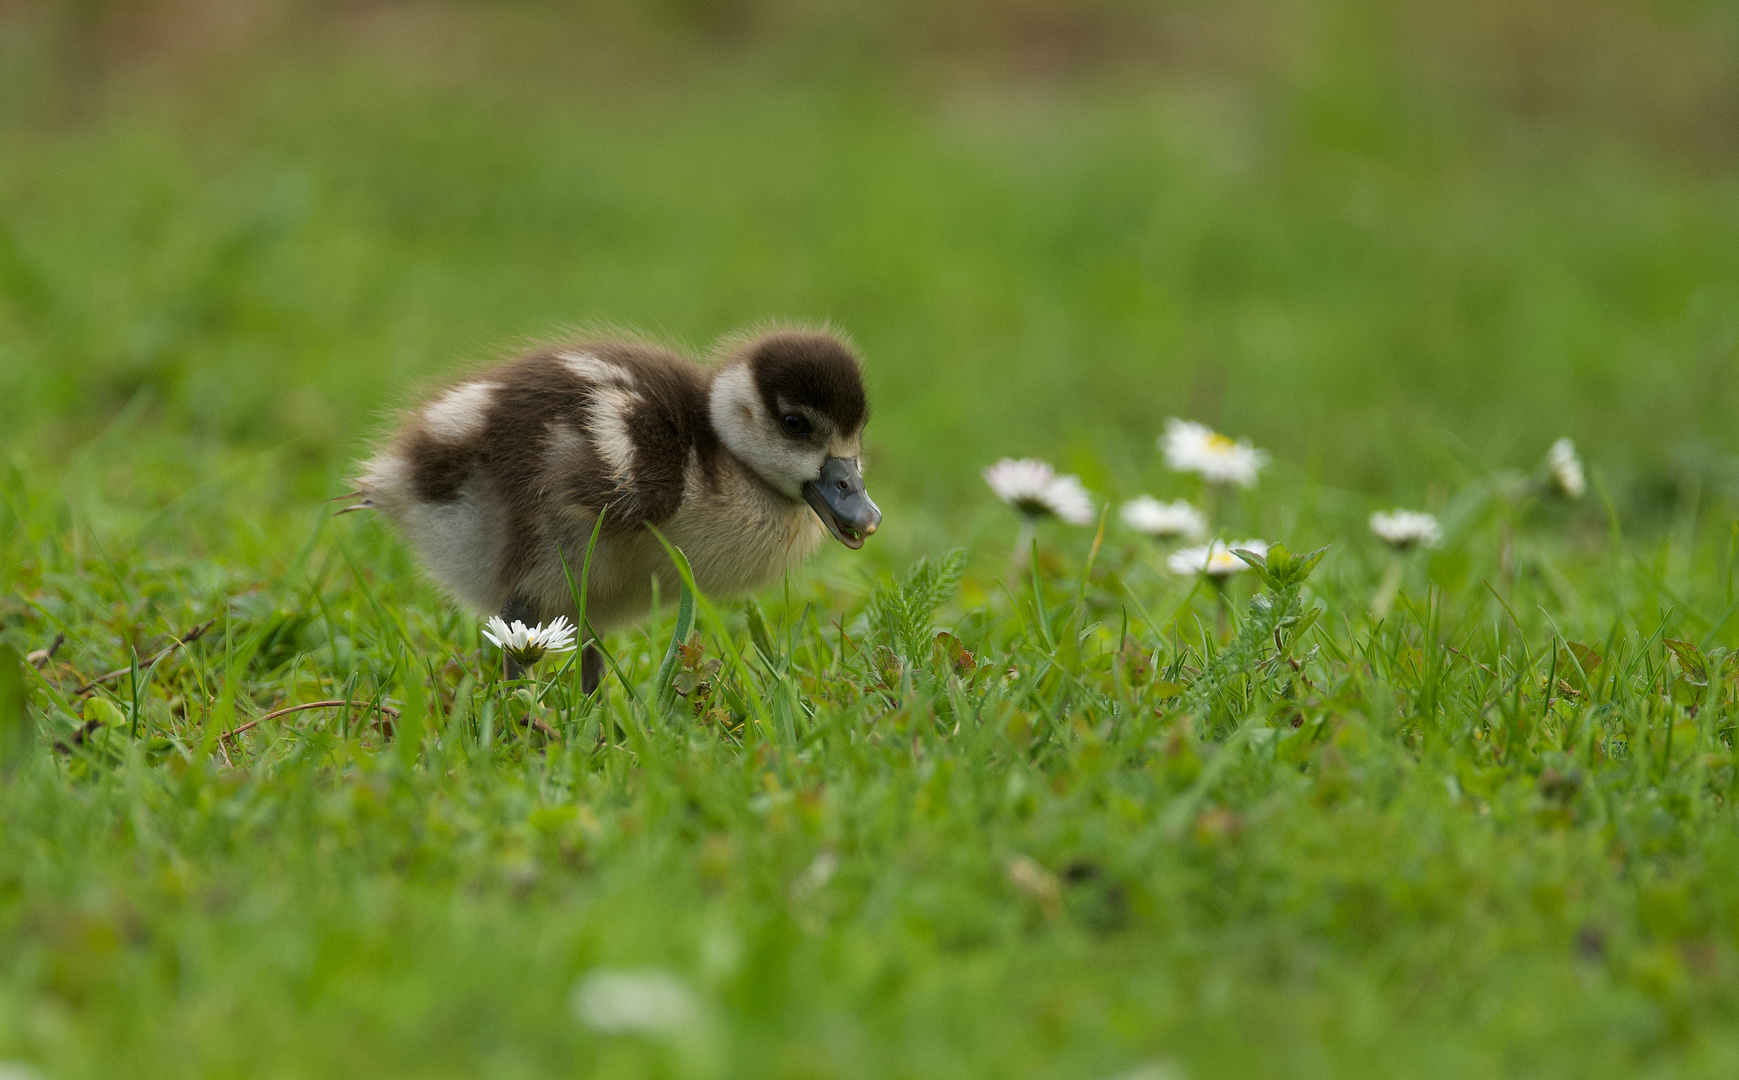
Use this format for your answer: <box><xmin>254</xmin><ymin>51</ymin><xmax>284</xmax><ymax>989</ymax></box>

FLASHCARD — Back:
<box><xmin>422</xmin><ymin>382</ymin><xmax>498</xmax><ymax>444</ymax></box>
<box><xmin>709</xmin><ymin>365</ymin><xmax>827</xmax><ymax>498</ymax></box>
<box><xmin>558</xmin><ymin>352</ymin><xmax>635</xmax><ymax>387</ymax></box>
<box><xmin>588</xmin><ymin>384</ymin><xmax>643</xmax><ymax>483</ymax></box>
<box><xmin>711</xmin><ymin>366</ymin><xmax>764</xmax><ymax>440</ymax></box>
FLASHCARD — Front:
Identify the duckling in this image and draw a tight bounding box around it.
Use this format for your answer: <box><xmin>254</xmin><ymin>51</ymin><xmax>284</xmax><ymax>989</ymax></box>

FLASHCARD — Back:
<box><xmin>347</xmin><ymin>328</ymin><xmax>882</xmax><ymax>691</ymax></box>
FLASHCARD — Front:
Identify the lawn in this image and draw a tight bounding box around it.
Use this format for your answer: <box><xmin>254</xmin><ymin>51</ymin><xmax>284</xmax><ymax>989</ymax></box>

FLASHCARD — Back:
<box><xmin>5</xmin><ymin>3</ymin><xmax>1739</xmax><ymax>1077</ymax></box>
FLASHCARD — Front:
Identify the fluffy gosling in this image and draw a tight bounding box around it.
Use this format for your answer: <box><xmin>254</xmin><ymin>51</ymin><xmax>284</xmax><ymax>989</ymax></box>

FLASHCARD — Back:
<box><xmin>345</xmin><ymin>329</ymin><xmax>882</xmax><ymax>690</ymax></box>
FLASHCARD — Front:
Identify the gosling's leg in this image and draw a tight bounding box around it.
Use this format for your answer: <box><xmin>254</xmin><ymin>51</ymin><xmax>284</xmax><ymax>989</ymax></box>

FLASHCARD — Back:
<box><xmin>581</xmin><ymin>640</ymin><xmax>605</xmax><ymax>696</ymax></box>
<box><xmin>500</xmin><ymin>594</ymin><xmax>537</xmax><ymax>680</ymax></box>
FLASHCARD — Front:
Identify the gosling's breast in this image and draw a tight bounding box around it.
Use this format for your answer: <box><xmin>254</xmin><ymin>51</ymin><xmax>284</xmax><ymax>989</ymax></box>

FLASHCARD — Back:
<box><xmin>664</xmin><ymin>456</ymin><xmax>826</xmax><ymax>597</ymax></box>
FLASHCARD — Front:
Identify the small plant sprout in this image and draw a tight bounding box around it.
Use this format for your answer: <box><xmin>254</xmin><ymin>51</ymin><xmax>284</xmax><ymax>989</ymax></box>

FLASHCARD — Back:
<box><xmin>1545</xmin><ymin>437</ymin><xmax>1586</xmax><ymax>498</ymax></box>
<box><xmin>1369</xmin><ymin>509</ymin><xmax>1438</xmax><ymax>617</ymax></box>
<box><xmin>1167</xmin><ymin>539</ymin><xmax>1269</xmax><ymax>580</ymax></box>
<box><xmin>1169</xmin><ymin>538</ymin><xmax>1270</xmax><ymax>634</ymax></box>
<box><xmin>1121</xmin><ymin>496</ymin><xmax>1206</xmax><ymax>541</ymax></box>
<box><xmin>1369</xmin><ymin>509</ymin><xmax>1440</xmax><ymax>552</ymax></box>
<box><xmin>483</xmin><ymin>615</ymin><xmax>578</xmax><ymax>670</ymax></box>
<box><xmin>1162</xmin><ymin>419</ymin><xmax>1267</xmax><ymax>489</ymax></box>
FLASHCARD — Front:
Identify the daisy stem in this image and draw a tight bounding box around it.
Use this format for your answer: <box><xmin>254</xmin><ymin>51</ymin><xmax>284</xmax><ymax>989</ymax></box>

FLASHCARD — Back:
<box><xmin>1012</xmin><ymin>519</ymin><xmax>1035</xmax><ymax>566</ymax></box>
<box><xmin>1007</xmin><ymin>518</ymin><xmax>1036</xmax><ymax>590</ymax></box>
<box><xmin>1372</xmin><ymin>556</ymin><xmax>1405</xmax><ymax>620</ymax></box>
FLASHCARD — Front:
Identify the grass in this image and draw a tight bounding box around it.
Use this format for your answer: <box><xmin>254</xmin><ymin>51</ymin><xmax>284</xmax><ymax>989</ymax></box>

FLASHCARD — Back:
<box><xmin>6</xmin><ymin>4</ymin><xmax>1739</xmax><ymax>1077</ymax></box>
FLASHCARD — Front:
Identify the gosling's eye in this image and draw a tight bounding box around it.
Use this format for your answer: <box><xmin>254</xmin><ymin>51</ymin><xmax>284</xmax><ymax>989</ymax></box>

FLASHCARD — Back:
<box><xmin>780</xmin><ymin>414</ymin><xmax>812</xmax><ymax>438</ymax></box>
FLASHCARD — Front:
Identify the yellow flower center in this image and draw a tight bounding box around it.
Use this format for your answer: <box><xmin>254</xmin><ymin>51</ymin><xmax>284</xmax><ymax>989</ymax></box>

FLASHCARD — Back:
<box><xmin>1207</xmin><ymin>433</ymin><xmax>1236</xmax><ymax>453</ymax></box>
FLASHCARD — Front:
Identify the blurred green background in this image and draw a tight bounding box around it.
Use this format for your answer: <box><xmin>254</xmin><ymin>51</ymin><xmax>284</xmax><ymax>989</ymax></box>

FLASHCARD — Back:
<box><xmin>3</xmin><ymin>0</ymin><xmax>1739</xmax><ymax>538</ymax></box>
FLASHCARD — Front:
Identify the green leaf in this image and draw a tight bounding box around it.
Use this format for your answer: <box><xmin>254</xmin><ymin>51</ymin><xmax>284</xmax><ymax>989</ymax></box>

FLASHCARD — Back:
<box><xmin>745</xmin><ymin>600</ymin><xmax>776</xmax><ymax>663</ymax></box>
<box><xmin>1563</xmin><ymin>642</ymin><xmax>1604</xmax><ymax>693</ymax></box>
<box><xmin>1287</xmin><ymin>545</ymin><xmax>1330</xmax><ymax>584</ymax></box>
<box><xmin>84</xmin><ymin>696</ymin><xmax>126</xmax><ymax>729</ymax></box>
<box><xmin>1565</xmin><ymin>642</ymin><xmax>1603</xmax><ymax>673</ymax></box>
<box><xmin>1287</xmin><ymin>605</ymin><xmax>1324</xmax><ymax>640</ymax></box>
<box><xmin>1149</xmin><ymin>680</ymin><xmax>1185</xmax><ymax>701</ymax></box>
<box><xmin>1665</xmin><ymin>638</ymin><xmax>1708</xmax><ymax>685</ymax></box>
<box><xmin>1257</xmin><ymin>543</ymin><xmax>1329</xmax><ymax>588</ymax></box>
<box><xmin>1234</xmin><ymin>545</ymin><xmax>1278</xmax><ymax>589</ymax></box>
<box><xmin>654</xmin><ymin>573</ymin><xmax>697</xmax><ymax>711</ymax></box>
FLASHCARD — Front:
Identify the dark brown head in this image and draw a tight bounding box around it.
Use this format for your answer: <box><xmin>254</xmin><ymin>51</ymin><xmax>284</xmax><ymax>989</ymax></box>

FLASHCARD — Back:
<box><xmin>709</xmin><ymin>330</ymin><xmax>881</xmax><ymax>548</ymax></box>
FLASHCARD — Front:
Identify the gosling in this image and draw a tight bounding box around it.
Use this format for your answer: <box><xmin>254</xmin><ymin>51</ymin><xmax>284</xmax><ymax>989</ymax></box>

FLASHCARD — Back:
<box><xmin>348</xmin><ymin>328</ymin><xmax>882</xmax><ymax>691</ymax></box>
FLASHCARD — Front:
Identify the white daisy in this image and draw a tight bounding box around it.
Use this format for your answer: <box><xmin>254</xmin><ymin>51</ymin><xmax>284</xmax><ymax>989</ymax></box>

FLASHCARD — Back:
<box><xmin>983</xmin><ymin>458</ymin><xmax>1096</xmax><ymax>525</ymax></box>
<box><xmin>482</xmin><ymin>615</ymin><xmax>578</xmax><ymax>667</ymax></box>
<box><xmin>571</xmin><ymin>968</ymin><xmax>702</xmax><ymax>1036</ymax></box>
<box><xmin>1546</xmin><ymin>438</ymin><xmax>1585</xmax><ymax>499</ymax></box>
<box><xmin>1369</xmin><ymin>509</ymin><xmax>1441</xmax><ymax>551</ymax></box>
<box><xmin>1161</xmin><ymin>419</ymin><xmax>1267</xmax><ymax>488</ymax></box>
<box><xmin>1121</xmin><ymin>496</ymin><xmax>1207</xmax><ymax>540</ymax></box>
<box><xmin>1167</xmin><ymin>539</ymin><xmax>1269</xmax><ymax>579</ymax></box>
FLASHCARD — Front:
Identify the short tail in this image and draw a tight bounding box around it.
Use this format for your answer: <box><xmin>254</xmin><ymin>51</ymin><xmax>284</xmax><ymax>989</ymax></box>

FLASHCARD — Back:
<box><xmin>326</xmin><ymin>485</ymin><xmax>375</xmax><ymax>516</ymax></box>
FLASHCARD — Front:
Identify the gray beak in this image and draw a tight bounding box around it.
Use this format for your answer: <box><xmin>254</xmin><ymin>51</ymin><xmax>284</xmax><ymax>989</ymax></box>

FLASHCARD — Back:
<box><xmin>802</xmin><ymin>456</ymin><xmax>881</xmax><ymax>550</ymax></box>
